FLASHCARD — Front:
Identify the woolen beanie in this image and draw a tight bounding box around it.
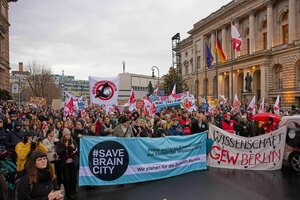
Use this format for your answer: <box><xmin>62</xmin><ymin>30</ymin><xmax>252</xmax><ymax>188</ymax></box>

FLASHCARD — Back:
<box><xmin>63</xmin><ymin>128</ymin><xmax>71</xmax><ymax>136</ymax></box>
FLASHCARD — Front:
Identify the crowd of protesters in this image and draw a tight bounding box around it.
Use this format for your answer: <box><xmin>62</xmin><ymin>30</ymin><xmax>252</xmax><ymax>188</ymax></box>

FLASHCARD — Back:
<box><xmin>0</xmin><ymin>99</ymin><xmax>299</xmax><ymax>200</ymax></box>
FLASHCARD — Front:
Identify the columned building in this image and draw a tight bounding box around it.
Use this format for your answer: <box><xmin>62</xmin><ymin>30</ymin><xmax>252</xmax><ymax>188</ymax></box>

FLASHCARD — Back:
<box><xmin>180</xmin><ymin>0</ymin><xmax>300</xmax><ymax>107</ymax></box>
<box><xmin>0</xmin><ymin>0</ymin><xmax>17</xmax><ymax>91</ymax></box>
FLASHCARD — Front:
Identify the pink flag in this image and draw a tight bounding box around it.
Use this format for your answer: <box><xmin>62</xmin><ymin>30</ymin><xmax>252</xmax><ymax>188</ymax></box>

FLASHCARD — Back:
<box><xmin>248</xmin><ymin>96</ymin><xmax>256</xmax><ymax>115</ymax></box>
<box><xmin>274</xmin><ymin>95</ymin><xmax>280</xmax><ymax>115</ymax></box>
<box><xmin>231</xmin><ymin>23</ymin><xmax>242</xmax><ymax>51</ymax></box>
<box><xmin>258</xmin><ymin>98</ymin><xmax>265</xmax><ymax>113</ymax></box>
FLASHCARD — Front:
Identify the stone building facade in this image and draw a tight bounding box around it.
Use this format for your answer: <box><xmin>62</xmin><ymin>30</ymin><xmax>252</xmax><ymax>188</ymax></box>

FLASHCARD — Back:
<box><xmin>180</xmin><ymin>0</ymin><xmax>300</xmax><ymax>107</ymax></box>
<box><xmin>0</xmin><ymin>0</ymin><xmax>16</xmax><ymax>91</ymax></box>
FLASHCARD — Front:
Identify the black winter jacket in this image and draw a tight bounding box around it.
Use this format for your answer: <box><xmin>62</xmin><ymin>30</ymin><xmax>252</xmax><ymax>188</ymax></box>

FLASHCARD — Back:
<box><xmin>17</xmin><ymin>169</ymin><xmax>59</xmax><ymax>200</ymax></box>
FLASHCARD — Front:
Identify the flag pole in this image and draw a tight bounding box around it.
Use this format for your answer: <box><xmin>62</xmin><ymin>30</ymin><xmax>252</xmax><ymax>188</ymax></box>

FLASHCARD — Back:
<box><xmin>204</xmin><ymin>38</ymin><xmax>208</xmax><ymax>102</ymax></box>
<box><xmin>230</xmin><ymin>22</ymin><xmax>234</xmax><ymax>103</ymax></box>
<box><xmin>215</xmin><ymin>31</ymin><xmax>219</xmax><ymax>101</ymax></box>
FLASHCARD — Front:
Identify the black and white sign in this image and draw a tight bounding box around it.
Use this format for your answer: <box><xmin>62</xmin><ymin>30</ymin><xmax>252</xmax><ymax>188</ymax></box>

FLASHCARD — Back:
<box><xmin>88</xmin><ymin>141</ymin><xmax>129</xmax><ymax>181</ymax></box>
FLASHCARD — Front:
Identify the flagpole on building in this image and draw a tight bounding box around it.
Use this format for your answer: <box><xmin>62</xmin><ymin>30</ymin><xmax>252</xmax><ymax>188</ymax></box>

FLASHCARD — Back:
<box><xmin>204</xmin><ymin>38</ymin><xmax>208</xmax><ymax>102</ymax></box>
<box><xmin>230</xmin><ymin>25</ymin><xmax>234</xmax><ymax>103</ymax></box>
<box><xmin>215</xmin><ymin>31</ymin><xmax>219</xmax><ymax>101</ymax></box>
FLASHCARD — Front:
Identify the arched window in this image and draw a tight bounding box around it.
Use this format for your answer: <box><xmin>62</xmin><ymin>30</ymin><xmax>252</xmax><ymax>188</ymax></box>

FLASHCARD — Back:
<box><xmin>273</xmin><ymin>64</ymin><xmax>283</xmax><ymax>89</ymax></box>
<box><xmin>243</xmin><ymin>28</ymin><xmax>250</xmax><ymax>55</ymax></box>
<box><xmin>261</xmin><ymin>21</ymin><xmax>267</xmax><ymax>50</ymax></box>
<box><xmin>281</xmin><ymin>12</ymin><xmax>288</xmax><ymax>44</ymax></box>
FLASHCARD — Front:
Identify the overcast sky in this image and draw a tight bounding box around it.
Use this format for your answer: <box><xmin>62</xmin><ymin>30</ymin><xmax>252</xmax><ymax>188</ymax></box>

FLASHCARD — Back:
<box><xmin>9</xmin><ymin>0</ymin><xmax>231</xmax><ymax>80</ymax></box>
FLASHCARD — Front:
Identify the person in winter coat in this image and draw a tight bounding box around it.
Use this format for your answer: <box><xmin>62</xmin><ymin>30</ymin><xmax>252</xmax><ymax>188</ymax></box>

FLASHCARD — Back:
<box><xmin>113</xmin><ymin>116</ymin><xmax>134</xmax><ymax>138</ymax></box>
<box><xmin>42</xmin><ymin>129</ymin><xmax>62</xmax><ymax>187</ymax></box>
<box><xmin>179</xmin><ymin>112</ymin><xmax>191</xmax><ymax>135</ymax></box>
<box><xmin>15</xmin><ymin>131</ymin><xmax>48</xmax><ymax>172</ymax></box>
<box><xmin>263</xmin><ymin>117</ymin><xmax>278</xmax><ymax>133</ymax></box>
<box><xmin>6</xmin><ymin>121</ymin><xmax>26</xmax><ymax>149</ymax></box>
<box><xmin>220</xmin><ymin>113</ymin><xmax>236</xmax><ymax>134</ymax></box>
<box><xmin>235</xmin><ymin>115</ymin><xmax>253</xmax><ymax>137</ymax></box>
<box><xmin>100</xmin><ymin>117</ymin><xmax>114</xmax><ymax>136</ymax></box>
<box><xmin>73</xmin><ymin>119</ymin><xmax>88</xmax><ymax>145</ymax></box>
<box><xmin>191</xmin><ymin>113</ymin><xmax>209</xmax><ymax>134</ymax></box>
<box><xmin>87</xmin><ymin>124</ymin><xmax>97</xmax><ymax>136</ymax></box>
<box><xmin>168</xmin><ymin>118</ymin><xmax>184</xmax><ymax>136</ymax></box>
<box><xmin>0</xmin><ymin>118</ymin><xmax>7</xmax><ymax>148</ymax></box>
<box><xmin>152</xmin><ymin>120</ymin><xmax>168</xmax><ymax>137</ymax></box>
<box><xmin>16</xmin><ymin>151</ymin><xmax>63</xmax><ymax>200</ymax></box>
<box><xmin>56</xmin><ymin>128</ymin><xmax>78</xmax><ymax>200</ymax></box>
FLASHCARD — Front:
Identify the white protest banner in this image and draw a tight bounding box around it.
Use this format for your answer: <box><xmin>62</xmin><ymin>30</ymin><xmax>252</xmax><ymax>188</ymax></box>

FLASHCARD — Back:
<box><xmin>89</xmin><ymin>76</ymin><xmax>120</xmax><ymax>105</ymax></box>
<box><xmin>208</xmin><ymin>125</ymin><xmax>287</xmax><ymax>170</ymax></box>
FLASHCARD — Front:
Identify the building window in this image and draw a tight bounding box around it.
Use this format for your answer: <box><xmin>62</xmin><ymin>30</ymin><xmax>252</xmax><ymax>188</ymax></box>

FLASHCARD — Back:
<box><xmin>261</xmin><ymin>20</ymin><xmax>267</xmax><ymax>50</ymax></box>
<box><xmin>263</xmin><ymin>32</ymin><xmax>267</xmax><ymax>50</ymax></box>
<box><xmin>282</xmin><ymin>24</ymin><xmax>288</xmax><ymax>44</ymax></box>
<box><xmin>244</xmin><ymin>28</ymin><xmax>250</xmax><ymax>55</ymax></box>
<box><xmin>281</xmin><ymin>12</ymin><xmax>288</xmax><ymax>44</ymax></box>
<box><xmin>273</xmin><ymin>64</ymin><xmax>283</xmax><ymax>90</ymax></box>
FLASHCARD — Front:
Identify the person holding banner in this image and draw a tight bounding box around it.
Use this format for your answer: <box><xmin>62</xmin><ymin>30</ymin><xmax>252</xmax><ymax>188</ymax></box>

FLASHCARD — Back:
<box><xmin>168</xmin><ymin>118</ymin><xmax>183</xmax><ymax>136</ymax></box>
<box><xmin>113</xmin><ymin>116</ymin><xmax>134</xmax><ymax>138</ymax></box>
<box><xmin>73</xmin><ymin>119</ymin><xmax>88</xmax><ymax>146</ymax></box>
<box><xmin>220</xmin><ymin>113</ymin><xmax>235</xmax><ymax>134</ymax></box>
<box><xmin>179</xmin><ymin>111</ymin><xmax>191</xmax><ymax>135</ymax></box>
<box><xmin>235</xmin><ymin>115</ymin><xmax>253</xmax><ymax>137</ymax></box>
<box><xmin>100</xmin><ymin>117</ymin><xmax>114</xmax><ymax>136</ymax></box>
<box><xmin>191</xmin><ymin>113</ymin><xmax>208</xmax><ymax>134</ymax></box>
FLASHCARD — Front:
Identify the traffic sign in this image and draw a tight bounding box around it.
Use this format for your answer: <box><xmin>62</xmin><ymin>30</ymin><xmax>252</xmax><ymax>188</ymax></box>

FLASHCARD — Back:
<box><xmin>12</xmin><ymin>83</ymin><xmax>19</xmax><ymax>94</ymax></box>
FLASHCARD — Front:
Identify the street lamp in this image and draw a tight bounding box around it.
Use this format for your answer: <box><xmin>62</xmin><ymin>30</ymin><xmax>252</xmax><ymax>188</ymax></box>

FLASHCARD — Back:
<box><xmin>151</xmin><ymin>66</ymin><xmax>160</xmax><ymax>88</ymax></box>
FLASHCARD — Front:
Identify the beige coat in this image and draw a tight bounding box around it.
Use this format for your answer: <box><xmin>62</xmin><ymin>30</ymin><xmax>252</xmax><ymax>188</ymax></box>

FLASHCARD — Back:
<box><xmin>113</xmin><ymin>124</ymin><xmax>134</xmax><ymax>138</ymax></box>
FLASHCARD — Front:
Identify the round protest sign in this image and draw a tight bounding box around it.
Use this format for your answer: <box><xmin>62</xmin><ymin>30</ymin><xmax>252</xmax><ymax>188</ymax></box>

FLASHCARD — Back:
<box><xmin>88</xmin><ymin>141</ymin><xmax>129</xmax><ymax>181</ymax></box>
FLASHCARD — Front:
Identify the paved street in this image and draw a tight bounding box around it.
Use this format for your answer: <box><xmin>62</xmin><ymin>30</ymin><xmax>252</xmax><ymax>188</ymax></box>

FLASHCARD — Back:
<box><xmin>76</xmin><ymin>163</ymin><xmax>300</xmax><ymax>200</ymax></box>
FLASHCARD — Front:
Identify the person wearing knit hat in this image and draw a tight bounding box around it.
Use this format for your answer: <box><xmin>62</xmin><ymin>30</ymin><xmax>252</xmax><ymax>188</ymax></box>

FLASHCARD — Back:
<box><xmin>56</xmin><ymin>126</ymin><xmax>78</xmax><ymax>200</ymax></box>
<box><xmin>62</xmin><ymin>127</ymin><xmax>70</xmax><ymax>136</ymax></box>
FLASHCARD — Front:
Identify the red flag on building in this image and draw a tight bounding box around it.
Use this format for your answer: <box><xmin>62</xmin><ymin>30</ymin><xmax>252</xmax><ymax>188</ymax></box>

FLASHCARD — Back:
<box><xmin>231</xmin><ymin>23</ymin><xmax>242</xmax><ymax>51</ymax></box>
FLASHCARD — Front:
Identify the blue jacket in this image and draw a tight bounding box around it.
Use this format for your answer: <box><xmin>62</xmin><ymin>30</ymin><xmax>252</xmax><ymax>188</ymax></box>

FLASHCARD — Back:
<box><xmin>168</xmin><ymin>125</ymin><xmax>184</xmax><ymax>136</ymax></box>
